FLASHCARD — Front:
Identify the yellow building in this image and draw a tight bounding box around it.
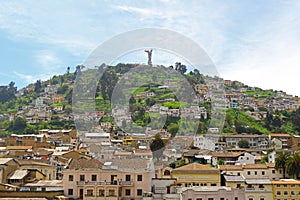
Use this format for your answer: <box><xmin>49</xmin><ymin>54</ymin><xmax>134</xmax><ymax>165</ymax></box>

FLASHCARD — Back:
<box><xmin>171</xmin><ymin>163</ymin><xmax>220</xmax><ymax>187</ymax></box>
<box><xmin>123</xmin><ymin>136</ymin><xmax>134</xmax><ymax>147</ymax></box>
<box><xmin>272</xmin><ymin>179</ymin><xmax>300</xmax><ymax>200</ymax></box>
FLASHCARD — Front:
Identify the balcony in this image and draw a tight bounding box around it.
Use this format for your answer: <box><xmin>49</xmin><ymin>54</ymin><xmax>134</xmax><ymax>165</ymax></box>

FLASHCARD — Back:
<box><xmin>77</xmin><ymin>181</ymin><xmax>133</xmax><ymax>186</ymax></box>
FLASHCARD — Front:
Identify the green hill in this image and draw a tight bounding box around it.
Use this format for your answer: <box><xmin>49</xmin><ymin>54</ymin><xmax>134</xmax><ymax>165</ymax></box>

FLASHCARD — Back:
<box><xmin>0</xmin><ymin>63</ymin><xmax>299</xmax><ymax>136</ymax></box>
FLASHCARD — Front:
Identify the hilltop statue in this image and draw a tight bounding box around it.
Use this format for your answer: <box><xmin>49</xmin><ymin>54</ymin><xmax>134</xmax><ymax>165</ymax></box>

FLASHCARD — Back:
<box><xmin>145</xmin><ymin>49</ymin><xmax>152</xmax><ymax>66</ymax></box>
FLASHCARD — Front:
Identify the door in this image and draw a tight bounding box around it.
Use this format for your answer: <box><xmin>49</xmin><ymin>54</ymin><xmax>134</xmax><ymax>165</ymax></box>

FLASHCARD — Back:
<box><xmin>79</xmin><ymin>189</ymin><xmax>83</xmax><ymax>199</ymax></box>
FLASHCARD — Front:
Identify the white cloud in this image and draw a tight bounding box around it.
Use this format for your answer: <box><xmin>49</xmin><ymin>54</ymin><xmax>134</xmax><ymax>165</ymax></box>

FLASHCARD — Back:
<box><xmin>219</xmin><ymin>1</ymin><xmax>300</xmax><ymax>96</ymax></box>
<box><xmin>34</xmin><ymin>50</ymin><xmax>64</xmax><ymax>73</ymax></box>
<box><xmin>13</xmin><ymin>71</ymin><xmax>55</xmax><ymax>86</ymax></box>
<box><xmin>113</xmin><ymin>5</ymin><xmax>163</xmax><ymax>17</ymax></box>
<box><xmin>1</xmin><ymin>1</ymin><xmax>299</xmax><ymax>95</ymax></box>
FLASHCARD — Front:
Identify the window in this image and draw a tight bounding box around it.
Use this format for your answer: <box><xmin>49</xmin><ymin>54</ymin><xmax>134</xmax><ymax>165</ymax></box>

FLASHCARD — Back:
<box><xmin>86</xmin><ymin>189</ymin><xmax>94</xmax><ymax>197</ymax></box>
<box><xmin>108</xmin><ymin>189</ymin><xmax>115</xmax><ymax>196</ymax></box>
<box><xmin>254</xmin><ymin>171</ymin><xmax>257</xmax><ymax>175</ymax></box>
<box><xmin>276</xmin><ymin>184</ymin><xmax>280</xmax><ymax>187</ymax></box>
<box><xmin>284</xmin><ymin>191</ymin><xmax>288</xmax><ymax>195</ymax></box>
<box><xmin>235</xmin><ymin>198</ymin><xmax>238</xmax><ymax>200</ymax></box>
<box><xmin>164</xmin><ymin>170</ymin><xmax>171</xmax><ymax>175</ymax></box>
<box><xmin>272</xmin><ymin>170</ymin><xmax>275</xmax><ymax>174</ymax></box>
<box><xmin>80</xmin><ymin>174</ymin><xmax>85</xmax><ymax>181</ymax></box>
<box><xmin>211</xmin><ymin>183</ymin><xmax>217</xmax><ymax>186</ymax></box>
<box><xmin>276</xmin><ymin>191</ymin><xmax>281</xmax><ymax>195</ymax></box>
<box><xmin>126</xmin><ymin>174</ymin><xmax>131</xmax><ymax>181</ymax></box>
<box><xmin>137</xmin><ymin>189</ymin><xmax>143</xmax><ymax>196</ymax></box>
<box><xmin>260</xmin><ymin>197</ymin><xmax>265</xmax><ymax>200</ymax></box>
<box><xmin>196</xmin><ymin>199</ymin><xmax>202</xmax><ymax>200</ymax></box>
<box><xmin>237</xmin><ymin>172</ymin><xmax>240</xmax><ymax>176</ymax></box>
<box><xmin>291</xmin><ymin>184</ymin><xmax>295</xmax><ymax>187</ymax></box>
<box><xmin>137</xmin><ymin>175</ymin><xmax>142</xmax><ymax>181</ymax></box>
<box><xmin>262</xmin><ymin>171</ymin><xmax>265</xmax><ymax>175</ymax></box>
<box><xmin>208</xmin><ymin>198</ymin><xmax>214</xmax><ymax>200</ymax></box>
<box><xmin>291</xmin><ymin>191</ymin><xmax>296</xmax><ymax>195</ymax></box>
<box><xmin>220</xmin><ymin>198</ymin><xmax>224</xmax><ymax>200</ymax></box>
<box><xmin>68</xmin><ymin>175</ymin><xmax>73</xmax><ymax>181</ymax></box>
<box><xmin>248</xmin><ymin>198</ymin><xmax>253</xmax><ymax>200</ymax></box>
<box><xmin>99</xmin><ymin>189</ymin><xmax>105</xmax><ymax>197</ymax></box>
<box><xmin>68</xmin><ymin>189</ymin><xmax>73</xmax><ymax>196</ymax></box>
<box><xmin>237</xmin><ymin>184</ymin><xmax>241</xmax><ymax>188</ymax></box>
<box><xmin>284</xmin><ymin>184</ymin><xmax>288</xmax><ymax>188</ymax></box>
<box><xmin>125</xmin><ymin>189</ymin><xmax>131</xmax><ymax>196</ymax></box>
<box><xmin>248</xmin><ymin>171</ymin><xmax>250</xmax><ymax>175</ymax></box>
<box><xmin>91</xmin><ymin>174</ymin><xmax>97</xmax><ymax>181</ymax></box>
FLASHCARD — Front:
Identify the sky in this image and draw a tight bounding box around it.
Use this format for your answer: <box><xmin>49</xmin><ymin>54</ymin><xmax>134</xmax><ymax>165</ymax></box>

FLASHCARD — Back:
<box><xmin>0</xmin><ymin>0</ymin><xmax>299</xmax><ymax>96</ymax></box>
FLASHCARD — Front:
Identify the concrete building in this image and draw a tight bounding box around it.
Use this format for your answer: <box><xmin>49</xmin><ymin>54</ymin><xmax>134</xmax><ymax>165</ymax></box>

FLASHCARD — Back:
<box><xmin>223</xmin><ymin>175</ymin><xmax>274</xmax><ymax>200</ymax></box>
<box><xmin>6</xmin><ymin>134</ymin><xmax>47</xmax><ymax>148</ymax></box>
<box><xmin>171</xmin><ymin>163</ymin><xmax>220</xmax><ymax>187</ymax></box>
<box><xmin>193</xmin><ymin>135</ymin><xmax>215</xmax><ymax>151</ymax></box>
<box><xmin>179</xmin><ymin>186</ymin><xmax>245</xmax><ymax>200</ymax></box>
<box><xmin>0</xmin><ymin>158</ymin><xmax>19</xmax><ymax>184</ymax></box>
<box><xmin>219</xmin><ymin>163</ymin><xmax>282</xmax><ymax>181</ymax></box>
<box><xmin>269</xmin><ymin>134</ymin><xmax>292</xmax><ymax>149</ymax></box>
<box><xmin>224</xmin><ymin>134</ymin><xmax>268</xmax><ymax>149</ymax></box>
<box><xmin>63</xmin><ymin>157</ymin><xmax>154</xmax><ymax>200</ymax></box>
<box><xmin>272</xmin><ymin>179</ymin><xmax>300</xmax><ymax>200</ymax></box>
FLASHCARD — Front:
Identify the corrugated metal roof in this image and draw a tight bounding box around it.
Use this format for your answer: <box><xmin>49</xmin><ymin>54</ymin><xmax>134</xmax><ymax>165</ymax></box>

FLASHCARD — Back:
<box><xmin>0</xmin><ymin>158</ymin><xmax>13</xmax><ymax>165</ymax></box>
<box><xmin>224</xmin><ymin>175</ymin><xmax>244</xmax><ymax>182</ymax></box>
<box><xmin>8</xmin><ymin>170</ymin><xmax>29</xmax><ymax>180</ymax></box>
<box><xmin>246</xmin><ymin>178</ymin><xmax>271</xmax><ymax>184</ymax></box>
<box><xmin>24</xmin><ymin>180</ymin><xmax>63</xmax><ymax>187</ymax></box>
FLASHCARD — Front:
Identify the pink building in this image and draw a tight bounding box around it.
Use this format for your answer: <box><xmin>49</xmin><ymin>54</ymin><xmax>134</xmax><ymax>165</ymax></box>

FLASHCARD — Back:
<box><xmin>63</xmin><ymin>157</ymin><xmax>154</xmax><ymax>200</ymax></box>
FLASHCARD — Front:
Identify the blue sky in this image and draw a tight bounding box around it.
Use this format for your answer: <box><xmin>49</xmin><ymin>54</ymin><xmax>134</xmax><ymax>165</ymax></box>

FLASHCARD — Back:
<box><xmin>0</xmin><ymin>0</ymin><xmax>299</xmax><ymax>96</ymax></box>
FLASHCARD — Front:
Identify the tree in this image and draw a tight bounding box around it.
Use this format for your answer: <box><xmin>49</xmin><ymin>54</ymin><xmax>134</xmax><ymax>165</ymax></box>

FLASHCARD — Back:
<box><xmin>0</xmin><ymin>82</ymin><xmax>17</xmax><ymax>103</ymax></box>
<box><xmin>34</xmin><ymin>80</ymin><xmax>42</xmax><ymax>93</ymax></box>
<box><xmin>75</xmin><ymin>64</ymin><xmax>84</xmax><ymax>76</ymax></box>
<box><xmin>291</xmin><ymin>108</ymin><xmax>300</xmax><ymax>133</ymax></box>
<box><xmin>286</xmin><ymin>153</ymin><xmax>300</xmax><ymax>179</ymax></box>
<box><xmin>57</xmin><ymin>85</ymin><xmax>69</xmax><ymax>94</ymax></box>
<box><xmin>7</xmin><ymin>81</ymin><xmax>17</xmax><ymax>100</ymax></box>
<box><xmin>6</xmin><ymin>116</ymin><xmax>27</xmax><ymax>134</ymax></box>
<box><xmin>167</xmin><ymin>123</ymin><xmax>179</xmax><ymax>137</ymax></box>
<box><xmin>238</xmin><ymin>139</ymin><xmax>250</xmax><ymax>148</ymax></box>
<box><xmin>217</xmin><ymin>159</ymin><xmax>225</xmax><ymax>165</ymax></box>
<box><xmin>99</xmin><ymin>70</ymin><xmax>118</xmax><ymax>100</ymax></box>
<box><xmin>150</xmin><ymin>134</ymin><xmax>165</xmax><ymax>161</ymax></box>
<box><xmin>275</xmin><ymin>152</ymin><xmax>289</xmax><ymax>178</ymax></box>
<box><xmin>175</xmin><ymin>62</ymin><xmax>187</xmax><ymax>74</ymax></box>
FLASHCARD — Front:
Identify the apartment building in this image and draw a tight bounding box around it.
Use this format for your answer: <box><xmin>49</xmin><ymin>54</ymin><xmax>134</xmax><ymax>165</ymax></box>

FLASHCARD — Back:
<box><xmin>272</xmin><ymin>179</ymin><xmax>300</xmax><ymax>200</ymax></box>
<box><xmin>224</xmin><ymin>134</ymin><xmax>268</xmax><ymax>149</ymax></box>
<box><xmin>219</xmin><ymin>163</ymin><xmax>282</xmax><ymax>181</ymax></box>
<box><xmin>269</xmin><ymin>134</ymin><xmax>292</xmax><ymax>149</ymax></box>
<box><xmin>223</xmin><ymin>175</ymin><xmax>273</xmax><ymax>200</ymax></box>
<box><xmin>63</xmin><ymin>157</ymin><xmax>154</xmax><ymax>200</ymax></box>
<box><xmin>171</xmin><ymin>163</ymin><xmax>220</xmax><ymax>187</ymax></box>
<box><xmin>6</xmin><ymin>134</ymin><xmax>47</xmax><ymax>148</ymax></box>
